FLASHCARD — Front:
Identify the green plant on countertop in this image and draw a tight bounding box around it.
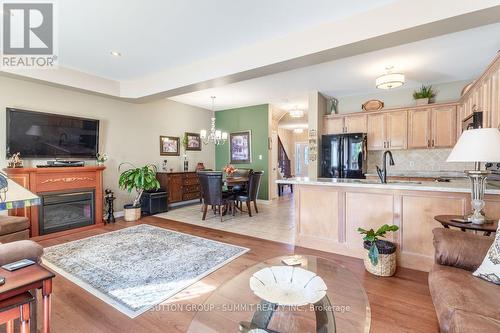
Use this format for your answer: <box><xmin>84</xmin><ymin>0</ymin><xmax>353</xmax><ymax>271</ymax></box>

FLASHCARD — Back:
<box><xmin>412</xmin><ymin>85</ymin><xmax>436</xmax><ymax>100</ymax></box>
<box><xmin>118</xmin><ymin>163</ymin><xmax>160</xmax><ymax>207</ymax></box>
<box><xmin>357</xmin><ymin>224</ymin><xmax>399</xmax><ymax>266</ymax></box>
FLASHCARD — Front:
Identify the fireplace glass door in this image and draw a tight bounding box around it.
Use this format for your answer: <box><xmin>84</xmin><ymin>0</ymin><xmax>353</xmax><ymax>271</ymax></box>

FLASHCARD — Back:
<box><xmin>39</xmin><ymin>190</ymin><xmax>95</xmax><ymax>235</ymax></box>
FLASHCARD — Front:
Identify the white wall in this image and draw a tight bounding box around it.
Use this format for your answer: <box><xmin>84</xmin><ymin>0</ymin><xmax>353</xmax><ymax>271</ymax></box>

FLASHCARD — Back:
<box><xmin>0</xmin><ymin>76</ymin><xmax>214</xmax><ymax>210</ymax></box>
<box><xmin>333</xmin><ymin>80</ymin><xmax>470</xmax><ymax>114</ymax></box>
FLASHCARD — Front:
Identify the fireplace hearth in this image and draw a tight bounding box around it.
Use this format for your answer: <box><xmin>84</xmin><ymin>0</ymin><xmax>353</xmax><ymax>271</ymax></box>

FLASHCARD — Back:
<box><xmin>39</xmin><ymin>190</ymin><xmax>95</xmax><ymax>235</ymax></box>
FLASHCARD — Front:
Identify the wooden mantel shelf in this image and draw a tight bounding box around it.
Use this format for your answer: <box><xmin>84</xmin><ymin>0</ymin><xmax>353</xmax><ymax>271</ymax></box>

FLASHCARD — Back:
<box><xmin>4</xmin><ymin>166</ymin><xmax>105</xmax><ymax>239</ymax></box>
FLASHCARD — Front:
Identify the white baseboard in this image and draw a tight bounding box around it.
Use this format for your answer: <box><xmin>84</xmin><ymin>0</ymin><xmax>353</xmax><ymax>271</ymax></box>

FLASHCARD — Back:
<box><xmin>256</xmin><ymin>199</ymin><xmax>273</xmax><ymax>205</ymax></box>
<box><xmin>103</xmin><ymin>211</ymin><xmax>124</xmax><ymax>220</ymax></box>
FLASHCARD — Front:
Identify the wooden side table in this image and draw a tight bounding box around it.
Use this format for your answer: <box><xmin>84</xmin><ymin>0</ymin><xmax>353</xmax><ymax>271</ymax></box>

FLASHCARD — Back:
<box><xmin>434</xmin><ymin>215</ymin><xmax>498</xmax><ymax>236</ymax></box>
<box><xmin>0</xmin><ymin>292</ymin><xmax>34</xmax><ymax>333</ymax></box>
<box><xmin>0</xmin><ymin>264</ymin><xmax>55</xmax><ymax>333</ymax></box>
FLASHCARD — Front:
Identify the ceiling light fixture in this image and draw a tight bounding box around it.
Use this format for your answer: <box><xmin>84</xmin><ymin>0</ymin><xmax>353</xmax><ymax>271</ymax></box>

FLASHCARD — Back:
<box><xmin>376</xmin><ymin>66</ymin><xmax>405</xmax><ymax>89</ymax></box>
<box><xmin>293</xmin><ymin>128</ymin><xmax>304</xmax><ymax>134</ymax></box>
<box><xmin>200</xmin><ymin>97</ymin><xmax>228</xmax><ymax>146</ymax></box>
<box><xmin>110</xmin><ymin>51</ymin><xmax>122</xmax><ymax>57</ymax></box>
<box><xmin>289</xmin><ymin>108</ymin><xmax>304</xmax><ymax>118</ymax></box>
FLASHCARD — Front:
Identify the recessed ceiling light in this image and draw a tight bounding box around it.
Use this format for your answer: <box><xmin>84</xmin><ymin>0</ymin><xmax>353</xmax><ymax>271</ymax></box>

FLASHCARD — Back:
<box><xmin>110</xmin><ymin>51</ymin><xmax>122</xmax><ymax>57</ymax></box>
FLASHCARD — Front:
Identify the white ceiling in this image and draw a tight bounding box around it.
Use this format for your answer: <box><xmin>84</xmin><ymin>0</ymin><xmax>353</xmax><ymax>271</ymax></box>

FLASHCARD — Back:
<box><xmin>170</xmin><ymin>23</ymin><xmax>500</xmax><ymax>111</ymax></box>
<box><xmin>58</xmin><ymin>0</ymin><xmax>395</xmax><ymax>81</ymax></box>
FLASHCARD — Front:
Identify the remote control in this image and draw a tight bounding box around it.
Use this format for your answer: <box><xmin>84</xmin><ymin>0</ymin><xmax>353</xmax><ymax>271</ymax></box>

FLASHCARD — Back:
<box><xmin>1</xmin><ymin>259</ymin><xmax>35</xmax><ymax>272</ymax></box>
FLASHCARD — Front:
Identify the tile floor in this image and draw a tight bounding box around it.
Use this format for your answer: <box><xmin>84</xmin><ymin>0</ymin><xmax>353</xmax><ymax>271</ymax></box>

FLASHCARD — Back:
<box><xmin>155</xmin><ymin>192</ymin><xmax>296</xmax><ymax>245</ymax></box>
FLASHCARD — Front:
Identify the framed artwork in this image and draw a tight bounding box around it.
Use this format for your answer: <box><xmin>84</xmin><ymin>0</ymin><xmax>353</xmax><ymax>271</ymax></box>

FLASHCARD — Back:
<box><xmin>185</xmin><ymin>132</ymin><xmax>202</xmax><ymax>151</ymax></box>
<box><xmin>159</xmin><ymin>136</ymin><xmax>180</xmax><ymax>156</ymax></box>
<box><xmin>230</xmin><ymin>130</ymin><xmax>252</xmax><ymax>164</ymax></box>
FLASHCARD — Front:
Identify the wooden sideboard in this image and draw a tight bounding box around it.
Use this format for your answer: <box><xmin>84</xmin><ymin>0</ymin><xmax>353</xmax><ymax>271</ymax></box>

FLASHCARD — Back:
<box><xmin>156</xmin><ymin>172</ymin><xmax>200</xmax><ymax>206</ymax></box>
<box><xmin>5</xmin><ymin>166</ymin><xmax>105</xmax><ymax>238</ymax></box>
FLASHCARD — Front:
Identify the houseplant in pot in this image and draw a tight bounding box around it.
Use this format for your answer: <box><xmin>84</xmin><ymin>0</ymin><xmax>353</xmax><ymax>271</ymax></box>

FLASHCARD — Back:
<box><xmin>118</xmin><ymin>163</ymin><xmax>160</xmax><ymax>222</ymax></box>
<box><xmin>357</xmin><ymin>224</ymin><xmax>399</xmax><ymax>276</ymax></box>
<box><xmin>413</xmin><ymin>85</ymin><xmax>436</xmax><ymax>105</ymax></box>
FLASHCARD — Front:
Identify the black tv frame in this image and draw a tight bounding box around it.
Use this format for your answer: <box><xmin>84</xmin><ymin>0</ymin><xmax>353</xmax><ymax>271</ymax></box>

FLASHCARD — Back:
<box><xmin>6</xmin><ymin>107</ymin><xmax>100</xmax><ymax>159</ymax></box>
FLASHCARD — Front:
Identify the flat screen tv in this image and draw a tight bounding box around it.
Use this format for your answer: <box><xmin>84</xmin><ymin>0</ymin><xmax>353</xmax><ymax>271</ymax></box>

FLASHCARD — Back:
<box><xmin>6</xmin><ymin>108</ymin><xmax>99</xmax><ymax>159</ymax></box>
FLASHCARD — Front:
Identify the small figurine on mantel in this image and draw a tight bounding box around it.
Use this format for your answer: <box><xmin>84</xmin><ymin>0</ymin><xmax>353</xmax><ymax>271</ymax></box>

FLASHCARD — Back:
<box><xmin>104</xmin><ymin>189</ymin><xmax>116</xmax><ymax>224</ymax></box>
<box><xmin>7</xmin><ymin>153</ymin><xmax>23</xmax><ymax>168</ymax></box>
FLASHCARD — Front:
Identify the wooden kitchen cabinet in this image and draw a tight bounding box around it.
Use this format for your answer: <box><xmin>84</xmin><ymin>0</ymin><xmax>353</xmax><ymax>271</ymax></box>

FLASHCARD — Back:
<box><xmin>367</xmin><ymin>110</ymin><xmax>407</xmax><ymax>150</ymax></box>
<box><xmin>408</xmin><ymin>108</ymin><xmax>432</xmax><ymax>149</ymax></box>
<box><xmin>324</xmin><ymin>114</ymin><xmax>367</xmax><ymax>135</ymax></box>
<box><xmin>324</xmin><ymin>117</ymin><xmax>344</xmax><ymax>134</ymax></box>
<box><xmin>408</xmin><ymin>106</ymin><xmax>456</xmax><ymax>149</ymax></box>
<box><xmin>344</xmin><ymin>114</ymin><xmax>367</xmax><ymax>133</ymax></box>
<box><xmin>432</xmin><ymin>106</ymin><xmax>457</xmax><ymax>148</ymax></box>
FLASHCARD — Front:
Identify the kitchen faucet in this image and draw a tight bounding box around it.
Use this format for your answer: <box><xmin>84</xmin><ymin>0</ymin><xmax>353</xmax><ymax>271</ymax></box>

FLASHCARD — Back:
<box><xmin>376</xmin><ymin>150</ymin><xmax>395</xmax><ymax>183</ymax></box>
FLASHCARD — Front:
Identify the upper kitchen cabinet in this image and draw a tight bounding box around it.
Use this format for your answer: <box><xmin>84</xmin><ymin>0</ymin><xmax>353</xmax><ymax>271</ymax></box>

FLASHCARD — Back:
<box><xmin>408</xmin><ymin>106</ymin><xmax>457</xmax><ymax>149</ymax></box>
<box><xmin>324</xmin><ymin>117</ymin><xmax>344</xmax><ymax>134</ymax></box>
<box><xmin>367</xmin><ymin>111</ymin><xmax>407</xmax><ymax>150</ymax></box>
<box><xmin>324</xmin><ymin>114</ymin><xmax>367</xmax><ymax>135</ymax></box>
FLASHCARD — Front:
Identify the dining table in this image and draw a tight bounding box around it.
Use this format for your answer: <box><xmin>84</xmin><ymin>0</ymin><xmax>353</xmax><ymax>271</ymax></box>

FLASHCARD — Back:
<box><xmin>222</xmin><ymin>176</ymin><xmax>249</xmax><ymax>215</ymax></box>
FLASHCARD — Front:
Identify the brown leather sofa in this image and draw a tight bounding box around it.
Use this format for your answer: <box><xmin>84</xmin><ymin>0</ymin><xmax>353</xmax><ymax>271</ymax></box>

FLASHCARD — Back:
<box><xmin>429</xmin><ymin>228</ymin><xmax>500</xmax><ymax>333</ymax></box>
<box><xmin>0</xmin><ymin>215</ymin><xmax>30</xmax><ymax>243</ymax></box>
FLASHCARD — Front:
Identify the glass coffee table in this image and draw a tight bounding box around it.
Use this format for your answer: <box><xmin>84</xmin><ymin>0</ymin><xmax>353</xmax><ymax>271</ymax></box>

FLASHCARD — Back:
<box><xmin>188</xmin><ymin>255</ymin><xmax>371</xmax><ymax>333</ymax></box>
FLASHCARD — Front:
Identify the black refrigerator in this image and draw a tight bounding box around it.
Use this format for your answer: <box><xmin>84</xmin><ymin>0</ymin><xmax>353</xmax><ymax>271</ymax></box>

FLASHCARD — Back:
<box><xmin>321</xmin><ymin>133</ymin><xmax>367</xmax><ymax>179</ymax></box>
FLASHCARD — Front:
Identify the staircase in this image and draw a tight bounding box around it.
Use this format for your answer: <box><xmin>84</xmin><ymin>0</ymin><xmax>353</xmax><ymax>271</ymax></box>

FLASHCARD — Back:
<box><xmin>278</xmin><ymin>136</ymin><xmax>292</xmax><ymax>178</ymax></box>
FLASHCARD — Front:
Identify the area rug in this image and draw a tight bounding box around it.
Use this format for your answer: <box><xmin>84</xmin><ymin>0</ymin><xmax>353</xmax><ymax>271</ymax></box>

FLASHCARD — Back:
<box><xmin>42</xmin><ymin>224</ymin><xmax>249</xmax><ymax>318</ymax></box>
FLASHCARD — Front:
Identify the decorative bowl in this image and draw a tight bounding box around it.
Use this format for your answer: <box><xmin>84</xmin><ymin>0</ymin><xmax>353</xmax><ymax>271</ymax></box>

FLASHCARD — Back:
<box><xmin>249</xmin><ymin>266</ymin><xmax>327</xmax><ymax>306</ymax></box>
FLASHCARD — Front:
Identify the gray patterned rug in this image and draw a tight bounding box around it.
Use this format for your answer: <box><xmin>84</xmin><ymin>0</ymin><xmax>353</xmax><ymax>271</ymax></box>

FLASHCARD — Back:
<box><xmin>42</xmin><ymin>224</ymin><xmax>249</xmax><ymax>318</ymax></box>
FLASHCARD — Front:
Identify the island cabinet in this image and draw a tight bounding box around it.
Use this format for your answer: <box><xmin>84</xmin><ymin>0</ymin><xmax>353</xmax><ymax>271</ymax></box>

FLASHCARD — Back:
<box><xmin>324</xmin><ymin>114</ymin><xmax>367</xmax><ymax>135</ymax></box>
<box><xmin>293</xmin><ymin>183</ymin><xmax>500</xmax><ymax>272</ymax></box>
<box><xmin>367</xmin><ymin>110</ymin><xmax>407</xmax><ymax>150</ymax></box>
<box><xmin>408</xmin><ymin>105</ymin><xmax>457</xmax><ymax>149</ymax></box>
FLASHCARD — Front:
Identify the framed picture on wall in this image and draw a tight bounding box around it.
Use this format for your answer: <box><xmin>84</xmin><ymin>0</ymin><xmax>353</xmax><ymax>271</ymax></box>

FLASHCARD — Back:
<box><xmin>160</xmin><ymin>136</ymin><xmax>180</xmax><ymax>156</ymax></box>
<box><xmin>230</xmin><ymin>130</ymin><xmax>251</xmax><ymax>164</ymax></box>
<box><xmin>184</xmin><ymin>132</ymin><xmax>202</xmax><ymax>151</ymax></box>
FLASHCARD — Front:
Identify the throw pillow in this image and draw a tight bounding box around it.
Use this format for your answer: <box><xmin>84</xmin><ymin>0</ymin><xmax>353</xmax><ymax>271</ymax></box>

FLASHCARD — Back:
<box><xmin>473</xmin><ymin>223</ymin><xmax>500</xmax><ymax>285</ymax></box>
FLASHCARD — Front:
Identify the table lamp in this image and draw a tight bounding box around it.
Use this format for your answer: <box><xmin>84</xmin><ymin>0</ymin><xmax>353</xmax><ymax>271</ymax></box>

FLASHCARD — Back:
<box><xmin>0</xmin><ymin>172</ymin><xmax>40</xmax><ymax>285</ymax></box>
<box><xmin>447</xmin><ymin>128</ymin><xmax>500</xmax><ymax>224</ymax></box>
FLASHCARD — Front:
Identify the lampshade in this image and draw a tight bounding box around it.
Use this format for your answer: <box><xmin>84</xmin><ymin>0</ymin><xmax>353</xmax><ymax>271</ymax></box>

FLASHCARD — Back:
<box><xmin>447</xmin><ymin>128</ymin><xmax>500</xmax><ymax>162</ymax></box>
<box><xmin>0</xmin><ymin>175</ymin><xmax>40</xmax><ymax>211</ymax></box>
<box><xmin>25</xmin><ymin>125</ymin><xmax>43</xmax><ymax>136</ymax></box>
<box><xmin>376</xmin><ymin>73</ymin><xmax>405</xmax><ymax>89</ymax></box>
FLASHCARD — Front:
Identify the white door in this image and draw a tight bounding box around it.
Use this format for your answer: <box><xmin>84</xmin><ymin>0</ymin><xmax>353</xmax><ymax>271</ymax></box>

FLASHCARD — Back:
<box><xmin>295</xmin><ymin>142</ymin><xmax>309</xmax><ymax>177</ymax></box>
<box><xmin>270</xmin><ymin>132</ymin><xmax>278</xmax><ymax>199</ymax></box>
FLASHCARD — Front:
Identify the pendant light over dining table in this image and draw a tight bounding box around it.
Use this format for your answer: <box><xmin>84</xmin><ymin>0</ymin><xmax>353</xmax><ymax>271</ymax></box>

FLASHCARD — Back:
<box><xmin>200</xmin><ymin>96</ymin><xmax>228</xmax><ymax>146</ymax></box>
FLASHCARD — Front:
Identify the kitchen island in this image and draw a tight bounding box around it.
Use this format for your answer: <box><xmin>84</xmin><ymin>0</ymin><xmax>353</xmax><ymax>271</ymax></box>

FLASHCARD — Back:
<box><xmin>277</xmin><ymin>177</ymin><xmax>500</xmax><ymax>271</ymax></box>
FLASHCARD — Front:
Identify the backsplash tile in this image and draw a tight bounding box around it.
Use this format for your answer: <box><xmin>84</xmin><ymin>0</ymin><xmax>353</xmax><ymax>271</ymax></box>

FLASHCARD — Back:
<box><xmin>367</xmin><ymin>149</ymin><xmax>474</xmax><ymax>173</ymax></box>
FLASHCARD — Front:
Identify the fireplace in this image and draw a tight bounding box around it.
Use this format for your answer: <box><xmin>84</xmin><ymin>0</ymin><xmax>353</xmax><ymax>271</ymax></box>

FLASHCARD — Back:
<box><xmin>39</xmin><ymin>189</ymin><xmax>95</xmax><ymax>235</ymax></box>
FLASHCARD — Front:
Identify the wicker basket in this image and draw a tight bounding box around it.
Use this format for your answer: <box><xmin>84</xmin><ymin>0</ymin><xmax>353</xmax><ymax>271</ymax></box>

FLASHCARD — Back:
<box><xmin>363</xmin><ymin>240</ymin><xmax>397</xmax><ymax>276</ymax></box>
<box><xmin>124</xmin><ymin>205</ymin><xmax>141</xmax><ymax>222</ymax></box>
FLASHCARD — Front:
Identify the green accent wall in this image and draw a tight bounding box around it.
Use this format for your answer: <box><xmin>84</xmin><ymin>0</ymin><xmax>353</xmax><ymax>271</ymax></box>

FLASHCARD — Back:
<box><xmin>215</xmin><ymin>104</ymin><xmax>269</xmax><ymax>200</ymax></box>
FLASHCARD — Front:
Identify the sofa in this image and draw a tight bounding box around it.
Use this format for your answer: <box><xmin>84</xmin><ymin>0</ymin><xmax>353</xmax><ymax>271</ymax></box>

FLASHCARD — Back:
<box><xmin>429</xmin><ymin>228</ymin><xmax>500</xmax><ymax>333</ymax></box>
<box><xmin>0</xmin><ymin>215</ymin><xmax>30</xmax><ymax>243</ymax></box>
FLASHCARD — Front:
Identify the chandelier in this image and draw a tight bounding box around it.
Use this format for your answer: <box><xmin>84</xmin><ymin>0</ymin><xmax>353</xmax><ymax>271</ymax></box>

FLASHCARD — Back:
<box><xmin>200</xmin><ymin>96</ymin><xmax>228</xmax><ymax>145</ymax></box>
<box><xmin>376</xmin><ymin>66</ymin><xmax>405</xmax><ymax>90</ymax></box>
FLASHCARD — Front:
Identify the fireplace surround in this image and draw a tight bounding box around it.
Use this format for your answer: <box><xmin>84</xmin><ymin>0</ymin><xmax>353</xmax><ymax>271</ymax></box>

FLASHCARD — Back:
<box><xmin>5</xmin><ymin>166</ymin><xmax>105</xmax><ymax>238</ymax></box>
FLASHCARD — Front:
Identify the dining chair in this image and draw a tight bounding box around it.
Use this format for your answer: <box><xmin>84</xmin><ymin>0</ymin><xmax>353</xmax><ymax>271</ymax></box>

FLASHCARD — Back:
<box><xmin>235</xmin><ymin>171</ymin><xmax>263</xmax><ymax>217</ymax></box>
<box><xmin>230</xmin><ymin>168</ymin><xmax>253</xmax><ymax>193</ymax></box>
<box><xmin>198</xmin><ymin>171</ymin><xmax>234</xmax><ymax>221</ymax></box>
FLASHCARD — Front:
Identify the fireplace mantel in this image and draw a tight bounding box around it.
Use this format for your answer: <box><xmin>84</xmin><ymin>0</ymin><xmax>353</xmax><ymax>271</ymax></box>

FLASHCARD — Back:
<box><xmin>5</xmin><ymin>166</ymin><xmax>105</xmax><ymax>239</ymax></box>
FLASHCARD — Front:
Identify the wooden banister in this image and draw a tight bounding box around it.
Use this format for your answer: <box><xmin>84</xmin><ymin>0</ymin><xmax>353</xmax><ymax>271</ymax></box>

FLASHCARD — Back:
<box><xmin>277</xmin><ymin>136</ymin><xmax>292</xmax><ymax>178</ymax></box>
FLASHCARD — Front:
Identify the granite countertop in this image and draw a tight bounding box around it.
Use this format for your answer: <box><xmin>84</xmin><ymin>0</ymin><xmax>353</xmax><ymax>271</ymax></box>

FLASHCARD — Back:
<box><xmin>276</xmin><ymin>177</ymin><xmax>500</xmax><ymax>195</ymax></box>
<box><xmin>364</xmin><ymin>171</ymin><xmax>466</xmax><ymax>178</ymax></box>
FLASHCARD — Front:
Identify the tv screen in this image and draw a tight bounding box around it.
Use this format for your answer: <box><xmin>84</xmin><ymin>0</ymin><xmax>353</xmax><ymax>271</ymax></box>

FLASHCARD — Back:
<box><xmin>6</xmin><ymin>108</ymin><xmax>99</xmax><ymax>159</ymax></box>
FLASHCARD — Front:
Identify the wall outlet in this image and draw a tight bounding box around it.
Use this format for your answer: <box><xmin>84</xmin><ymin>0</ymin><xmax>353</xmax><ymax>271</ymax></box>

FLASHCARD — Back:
<box><xmin>258</xmin><ymin>155</ymin><xmax>263</xmax><ymax>160</ymax></box>
<box><xmin>409</xmin><ymin>161</ymin><xmax>415</xmax><ymax>168</ymax></box>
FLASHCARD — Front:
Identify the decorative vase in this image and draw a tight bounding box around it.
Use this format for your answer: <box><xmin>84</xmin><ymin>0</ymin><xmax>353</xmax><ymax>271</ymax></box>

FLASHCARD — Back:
<box><xmin>415</xmin><ymin>98</ymin><xmax>429</xmax><ymax>106</ymax></box>
<box><xmin>363</xmin><ymin>240</ymin><xmax>397</xmax><ymax>276</ymax></box>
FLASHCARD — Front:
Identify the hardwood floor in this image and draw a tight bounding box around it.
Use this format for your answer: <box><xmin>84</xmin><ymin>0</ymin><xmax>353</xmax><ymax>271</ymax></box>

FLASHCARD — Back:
<box><xmin>36</xmin><ymin>217</ymin><xmax>439</xmax><ymax>333</ymax></box>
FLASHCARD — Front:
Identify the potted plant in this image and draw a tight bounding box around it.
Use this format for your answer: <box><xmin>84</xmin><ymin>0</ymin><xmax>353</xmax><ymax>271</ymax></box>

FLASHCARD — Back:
<box><xmin>413</xmin><ymin>85</ymin><xmax>436</xmax><ymax>105</ymax></box>
<box><xmin>357</xmin><ymin>224</ymin><xmax>399</xmax><ymax>276</ymax></box>
<box><xmin>118</xmin><ymin>163</ymin><xmax>160</xmax><ymax>221</ymax></box>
